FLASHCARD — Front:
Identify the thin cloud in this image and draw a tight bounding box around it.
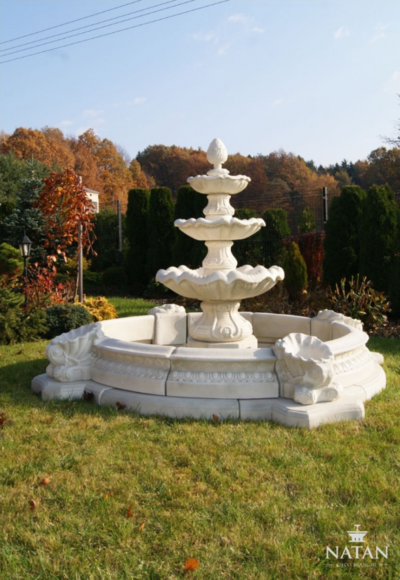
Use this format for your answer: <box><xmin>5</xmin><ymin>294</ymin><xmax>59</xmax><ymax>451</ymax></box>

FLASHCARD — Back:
<box><xmin>272</xmin><ymin>99</ymin><xmax>283</xmax><ymax>106</ymax></box>
<box><xmin>251</xmin><ymin>26</ymin><xmax>264</xmax><ymax>33</ymax></box>
<box><xmin>227</xmin><ymin>13</ymin><xmax>248</xmax><ymax>24</ymax></box>
<box><xmin>132</xmin><ymin>97</ymin><xmax>146</xmax><ymax>105</ymax></box>
<box><xmin>83</xmin><ymin>109</ymin><xmax>105</xmax><ymax>119</ymax></box>
<box><xmin>217</xmin><ymin>44</ymin><xmax>231</xmax><ymax>57</ymax></box>
<box><xmin>59</xmin><ymin>120</ymin><xmax>74</xmax><ymax>127</ymax></box>
<box><xmin>192</xmin><ymin>30</ymin><xmax>219</xmax><ymax>43</ymax></box>
<box><xmin>370</xmin><ymin>23</ymin><xmax>387</xmax><ymax>44</ymax></box>
<box><xmin>334</xmin><ymin>26</ymin><xmax>350</xmax><ymax>40</ymax></box>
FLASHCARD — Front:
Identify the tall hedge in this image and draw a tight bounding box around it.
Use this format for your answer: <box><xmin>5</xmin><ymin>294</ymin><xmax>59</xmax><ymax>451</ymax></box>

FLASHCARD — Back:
<box><xmin>323</xmin><ymin>185</ymin><xmax>366</xmax><ymax>286</ymax></box>
<box><xmin>147</xmin><ymin>187</ymin><xmax>175</xmax><ymax>276</ymax></box>
<box><xmin>171</xmin><ymin>185</ymin><xmax>208</xmax><ymax>269</ymax></box>
<box><xmin>125</xmin><ymin>188</ymin><xmax>150</xmax><ymax>285</ymax></box>
<box><xmin>262</xmin><ymin>208</ymin><xmax>291</xmax><ymax>267</ymax></box>
<box><xmin>359</xmin><ymin>184</ymin><xmax>399</xmax><ymax>293</ymax></box>
<box><xmin>233</xmin><ymin>208</ymin><xmax>264</xmax><ymax>267</ymax></box>
<box><xmin>91</xmin><ymin>209</ymin><xmax>121</xmax><ymax>272</ymax></box>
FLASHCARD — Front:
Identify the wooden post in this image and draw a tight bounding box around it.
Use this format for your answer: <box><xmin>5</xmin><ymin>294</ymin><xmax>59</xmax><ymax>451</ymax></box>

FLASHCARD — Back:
<box><xmin>117</xmin><ymin>199</ymin><xmax>123</xmax><ymax>265</ymax></box>
<box><xmin>322</xmin><ymin>187</ymin><xmax>329</xmax><ymax>227</ymax></box>
<box><xmin>78</xmin><ymin>222</ymin><xmax>83</xmax><ymax>302</ymax></box>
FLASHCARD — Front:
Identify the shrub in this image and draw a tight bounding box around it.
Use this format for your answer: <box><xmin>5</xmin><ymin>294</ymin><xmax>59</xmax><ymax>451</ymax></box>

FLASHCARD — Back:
<box><xmin>125</xmin><ymin>188</ymin><xmax>150</xmax><ymax>285</ymax></box>
<box><xmin>389</xmin><ymin>254</ymin><xmax>400</xmax><ymax>316</ymax></box>
<box><xmin>359</xmin><ymin>184</ymin><xmax>399</xmax><ymax>293</ymax></box>
<box><xmin>329</xmin><ymin>275</ymin><xmax>391</xmax><ymax>332</ymax></box>
<box><xmin>297</xmin><ymin>207</ymin><xmax>316</xmax><ymax>234</ymax></box>
<box><xmin>0</xmin><ymin>243</ymin><xmax>23</xmax><ymax>281</ymax></box>
<box><xmin>101</xmin><ymin>266</ymin><xmax>128</xmax><ymax>288</ymax></box>
<box><xmin>75</xmin><ymin>297</ymin><xmax>117</xmax><ymax>322</ymax></box>
<box><xmin>147</xmin><ymin>187</ymin><xmax>175</xmax><ymax>276</ymax></box>
<box><xmin>44</xmin><ymin>304</ymin><xmax>92</xmax><ymax>339</ymax></box>
<box><xmin>262</xmin><ymin>208</ymin><xmax>291</xmax><ymax>267</ymax></box>
<box><xmin>286</xmin><ymin>232</ymin><xmax>325</xmax><ymax>287</ymax></box>
<box><xmin>283</xmin><ymin>242</ymin><xmax>308</xmax><ymax>300</ymax></box>
<box><xmin>323</xmin><ymin>185</ymin><xmax>366</xmax><ymax>287</ymax></box>
<box><xmin>0</xmin><ymin>287</ymin><xmax>47</xmax><ymax>344</ymax></box>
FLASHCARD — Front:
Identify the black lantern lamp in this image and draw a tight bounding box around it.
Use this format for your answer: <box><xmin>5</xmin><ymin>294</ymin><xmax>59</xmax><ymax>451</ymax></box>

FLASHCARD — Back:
<box><xmin>18</xmin><ymin>232</ymin><xmax>32</xmax><ymax>304</ymax></box>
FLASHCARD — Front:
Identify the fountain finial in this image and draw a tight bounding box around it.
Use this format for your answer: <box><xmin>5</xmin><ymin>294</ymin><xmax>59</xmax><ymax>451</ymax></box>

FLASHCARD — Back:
<box><xmin>207</xmin><ymin>138</ymin><xmax>229</xmax><ymax>176</ymax></box>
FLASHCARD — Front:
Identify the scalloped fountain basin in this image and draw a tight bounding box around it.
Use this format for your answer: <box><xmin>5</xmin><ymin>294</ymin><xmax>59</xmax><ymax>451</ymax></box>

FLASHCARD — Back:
<box><xmin>32</xmin><ymin>308</ymin><xmax>386</xmax><ymax>429</ymax></box>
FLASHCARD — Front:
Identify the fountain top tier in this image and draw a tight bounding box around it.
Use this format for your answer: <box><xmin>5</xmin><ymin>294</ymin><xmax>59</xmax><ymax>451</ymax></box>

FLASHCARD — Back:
<box><xmin>156</xmin><ymin>138</ymin><xmax>284</xmax><ymax>347</ymax></box>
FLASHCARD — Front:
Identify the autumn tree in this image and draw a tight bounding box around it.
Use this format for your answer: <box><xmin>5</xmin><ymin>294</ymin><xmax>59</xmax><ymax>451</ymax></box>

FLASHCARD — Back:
<box><xmin>78</xmin><ymin>130</ymin><xmax>132</xmax><ymax>205</ymax></box>
<box><xmin>35</xmin><ymin>168</ymin><xmax>95</xmax><ymax>261</ymax></box>
<box><xmin>129</xmin><ymin>159</ymin><xmax>150</xmax><ymax>189</ymax></box>
<box><xmin>0</xmin><ymin>127</ymin><xmax>73</xmax><ymax>169</ymax></box>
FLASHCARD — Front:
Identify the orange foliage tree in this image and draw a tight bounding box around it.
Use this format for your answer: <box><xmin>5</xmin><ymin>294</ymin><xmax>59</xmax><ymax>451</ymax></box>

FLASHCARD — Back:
<box><xmin>34</xmin><ymin>168</ymin><xmax>95</xmax><ymax>261</ymax></box>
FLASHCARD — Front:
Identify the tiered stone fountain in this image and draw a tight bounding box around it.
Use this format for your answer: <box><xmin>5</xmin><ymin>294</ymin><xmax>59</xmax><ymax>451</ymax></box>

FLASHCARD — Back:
<box><xmin>32</xmin><ymin>139</ymin><xmax>386</xmax><ymax>428</ymax></box>
<box><xmin>157</xmin><ymin>138</ymin><xmax>283</xmax><ymax>349</ymax></box>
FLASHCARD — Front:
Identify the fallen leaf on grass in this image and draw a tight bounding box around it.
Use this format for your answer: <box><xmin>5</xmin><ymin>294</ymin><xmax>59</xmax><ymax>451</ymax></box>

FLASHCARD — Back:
<box><xmin>28</xmin><ymin>499</ymin><xmax>39</xmax><ymax>510</ymax></box>
<box><xmin>127</xmin><ymin>505</ymin><xmax>134</xmax><ymax>518</ymax></box>
<box><xmin>139</xmin><ymin>522</ymin><xmax>146</xmax><ymax>532</ymax></box>
<box><xmin>0</xmin><ymin>413</ymin><xmax>7</xmax><ymax>427</ymax></box>
<box><xmin>16</xmin><ymin>349</ymin><xmax>23</xmax><ymax>355</ymax></box>
<box><xmin>212</xmin><ymin>414</ymin><xmax>220</xmax><ymax>423</ymax></box>
<box><xmin>184</xmin><ymin>558</ymin><xmax>199</xmax><ymax>571</ymax></box>
<box><xmin>40</xmin><ymin>477</ymin><xmax>51</xmax><ymax>486</ymax></box>
<box><xmin>83</xmin><ymin>390</ymin><xmax>94</xmax><ymax>402</ymax></box>
<box><xmin>116</xmin><ymin>402</ymin><xmax>126</xmax><ymax>410</ymax></box>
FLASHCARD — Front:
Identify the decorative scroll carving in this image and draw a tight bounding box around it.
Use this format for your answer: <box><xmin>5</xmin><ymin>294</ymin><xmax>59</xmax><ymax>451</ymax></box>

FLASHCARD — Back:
<box><xmin>169</xmin><ymin>370</ymin><xmax>275</xmax><ymax>384</ymax></box>
<box><xmin>46</xmin><ymin>323</ymin><xmax>105</xmax><ymax>382</ymax></box>
<box><xmin>148</xmin><ymin>304</ymin><xmax>185</xmax><ymax>315</ymax></box>
<box><xmin>315</xmin><ymin>309</ymin><xmax>363</xmax><ymax>331</ymax></box>
<box><xmin>273</xmin><ymin>333</ymin><xmax>342</xmax><ymax>405</ymax></box>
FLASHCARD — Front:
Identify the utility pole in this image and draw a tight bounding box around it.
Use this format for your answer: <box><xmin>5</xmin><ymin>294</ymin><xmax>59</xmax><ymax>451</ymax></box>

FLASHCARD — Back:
<box><xmin>322</xmin><ymin>187</ymin><xmax>329</xmax><ymax>227</ymax></box>
<box><xmin>78</xmin><ymin>222</ymin><xmax>83</xmax><ymax>302</ymax></box>
<box><xmin>117</xmin><ymin>199</ymin><xmax>123</xmax><ymax>265</ymax></box>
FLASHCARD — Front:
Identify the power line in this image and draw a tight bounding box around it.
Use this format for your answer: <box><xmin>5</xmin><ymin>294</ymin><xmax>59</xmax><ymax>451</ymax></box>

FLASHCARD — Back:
<box><xmin>0</xmin><ymin>0</ymin><xmax>231</xmax><ymax>64</ymax></box>
<box><xmin>1</xmin><ymin>0</ymin><xmax>190</xmax><ymax>58</ymax></box>
<box><xmin>1</xmin><ymin>0</ymin><xmax>144</xmax><ymax>45</ymax></box>
<box><xmin>0</xmin><ymin>0</ymin><xmax>179</xmax><ymax>54</ymax></box>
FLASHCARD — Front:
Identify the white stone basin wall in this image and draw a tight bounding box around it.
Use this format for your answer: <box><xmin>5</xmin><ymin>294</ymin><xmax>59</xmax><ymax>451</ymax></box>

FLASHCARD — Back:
<box><xmin>32</xmin><ymin>309</ymin><xmax>386</xmax><ymax>429</ymax></box>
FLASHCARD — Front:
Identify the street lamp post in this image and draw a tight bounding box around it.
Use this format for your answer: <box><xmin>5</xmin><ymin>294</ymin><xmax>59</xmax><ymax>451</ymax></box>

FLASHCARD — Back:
<box><xmin>18</xmin><ymin>232</ymin><xmax>32</xmax><ymax>306</ymax></box>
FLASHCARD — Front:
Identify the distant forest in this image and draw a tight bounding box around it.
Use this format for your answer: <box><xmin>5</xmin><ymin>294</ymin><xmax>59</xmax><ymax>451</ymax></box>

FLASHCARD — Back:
<box><xmin>1</xmin><ymin>126</ymin><xmax>399</xmax><ymax>215</ymax></box>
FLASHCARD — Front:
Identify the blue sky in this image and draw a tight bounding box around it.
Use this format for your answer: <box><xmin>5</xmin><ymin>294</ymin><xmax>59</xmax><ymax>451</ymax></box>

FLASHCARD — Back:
<box><xmin>1</xmin><ymin>0</ymin><xmax>399</xmax><ymax>166</ymax></box>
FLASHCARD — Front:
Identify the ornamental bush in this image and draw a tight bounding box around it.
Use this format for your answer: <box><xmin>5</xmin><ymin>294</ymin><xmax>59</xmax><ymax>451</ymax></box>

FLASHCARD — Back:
<box><xmin>283</xmin><ymin>241</ymin><xmax>308</xmax><ymax>300</ymax></box>
<box><xmin>75</xmin><ymin>296</ymin><xmax>117</xmax><ymax>322</ymax></box>
<box><xmin>125</xmin><ymin>188</ymin><xmax>150</xmax><ymax>286</ymax></box>
<box><xmin>262</xmin><ymin>208</ymin><xmax>291</xmax><ymax>267</ymax></box>
<box><xmin>44</xmin><ymin>304</ymin><xmax>92</xmax><ymax>339</ymax></box>
<box><xmin>147</xmin><ymin>187</ymin><xmax>175</xmax><ymax>276</ymax></box>
<box><xmin>359</xmin><ymin>184</ymin><xmax>399</xmax><ymax>293</ymax></box>
<box><xmin>286</xmin><ymin>232</ymin><xmax>325</xmax><ymax>287</ymax></box>
<box><xmin>323</xmin><ymin>186</ymin><xmax>366</xmax><ymax>287</ymax></box>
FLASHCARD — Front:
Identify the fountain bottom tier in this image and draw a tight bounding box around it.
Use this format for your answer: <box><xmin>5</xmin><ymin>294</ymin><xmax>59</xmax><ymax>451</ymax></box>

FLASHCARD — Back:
<box><xmin>31</xmin><ymin>307</ymin><xmax>386</xmax><ymax>429</ymax></box>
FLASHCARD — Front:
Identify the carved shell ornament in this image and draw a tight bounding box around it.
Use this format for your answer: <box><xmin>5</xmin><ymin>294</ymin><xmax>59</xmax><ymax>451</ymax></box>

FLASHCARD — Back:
<box><xmin>273</xmin><ymin>333</ymin><xmax>334</xmax><ymax>388</ymax></box>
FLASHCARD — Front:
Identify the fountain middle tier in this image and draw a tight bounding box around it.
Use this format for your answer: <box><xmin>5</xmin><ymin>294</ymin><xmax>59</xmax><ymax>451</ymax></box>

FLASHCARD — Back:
<box><xmin>175</xmin><ymin>216</ymin><xmax>265</xmax><ymax>241</ymax></box>
<box><xmin>156</xmin><ymin>264</ymin><xmax>284</xmax><ymax>302</ymax></box>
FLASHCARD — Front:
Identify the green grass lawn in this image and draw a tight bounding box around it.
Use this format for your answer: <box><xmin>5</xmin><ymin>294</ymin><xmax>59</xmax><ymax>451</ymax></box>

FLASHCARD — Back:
<box><xmin>104</xmin><ymin>296</ymin><xmax>157</xmax><ymax>318</ymax></box>
<box><xmin>0</xmin><ymin>304</ymin><xmax>400</xmax><ymax>579</ymax></box>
